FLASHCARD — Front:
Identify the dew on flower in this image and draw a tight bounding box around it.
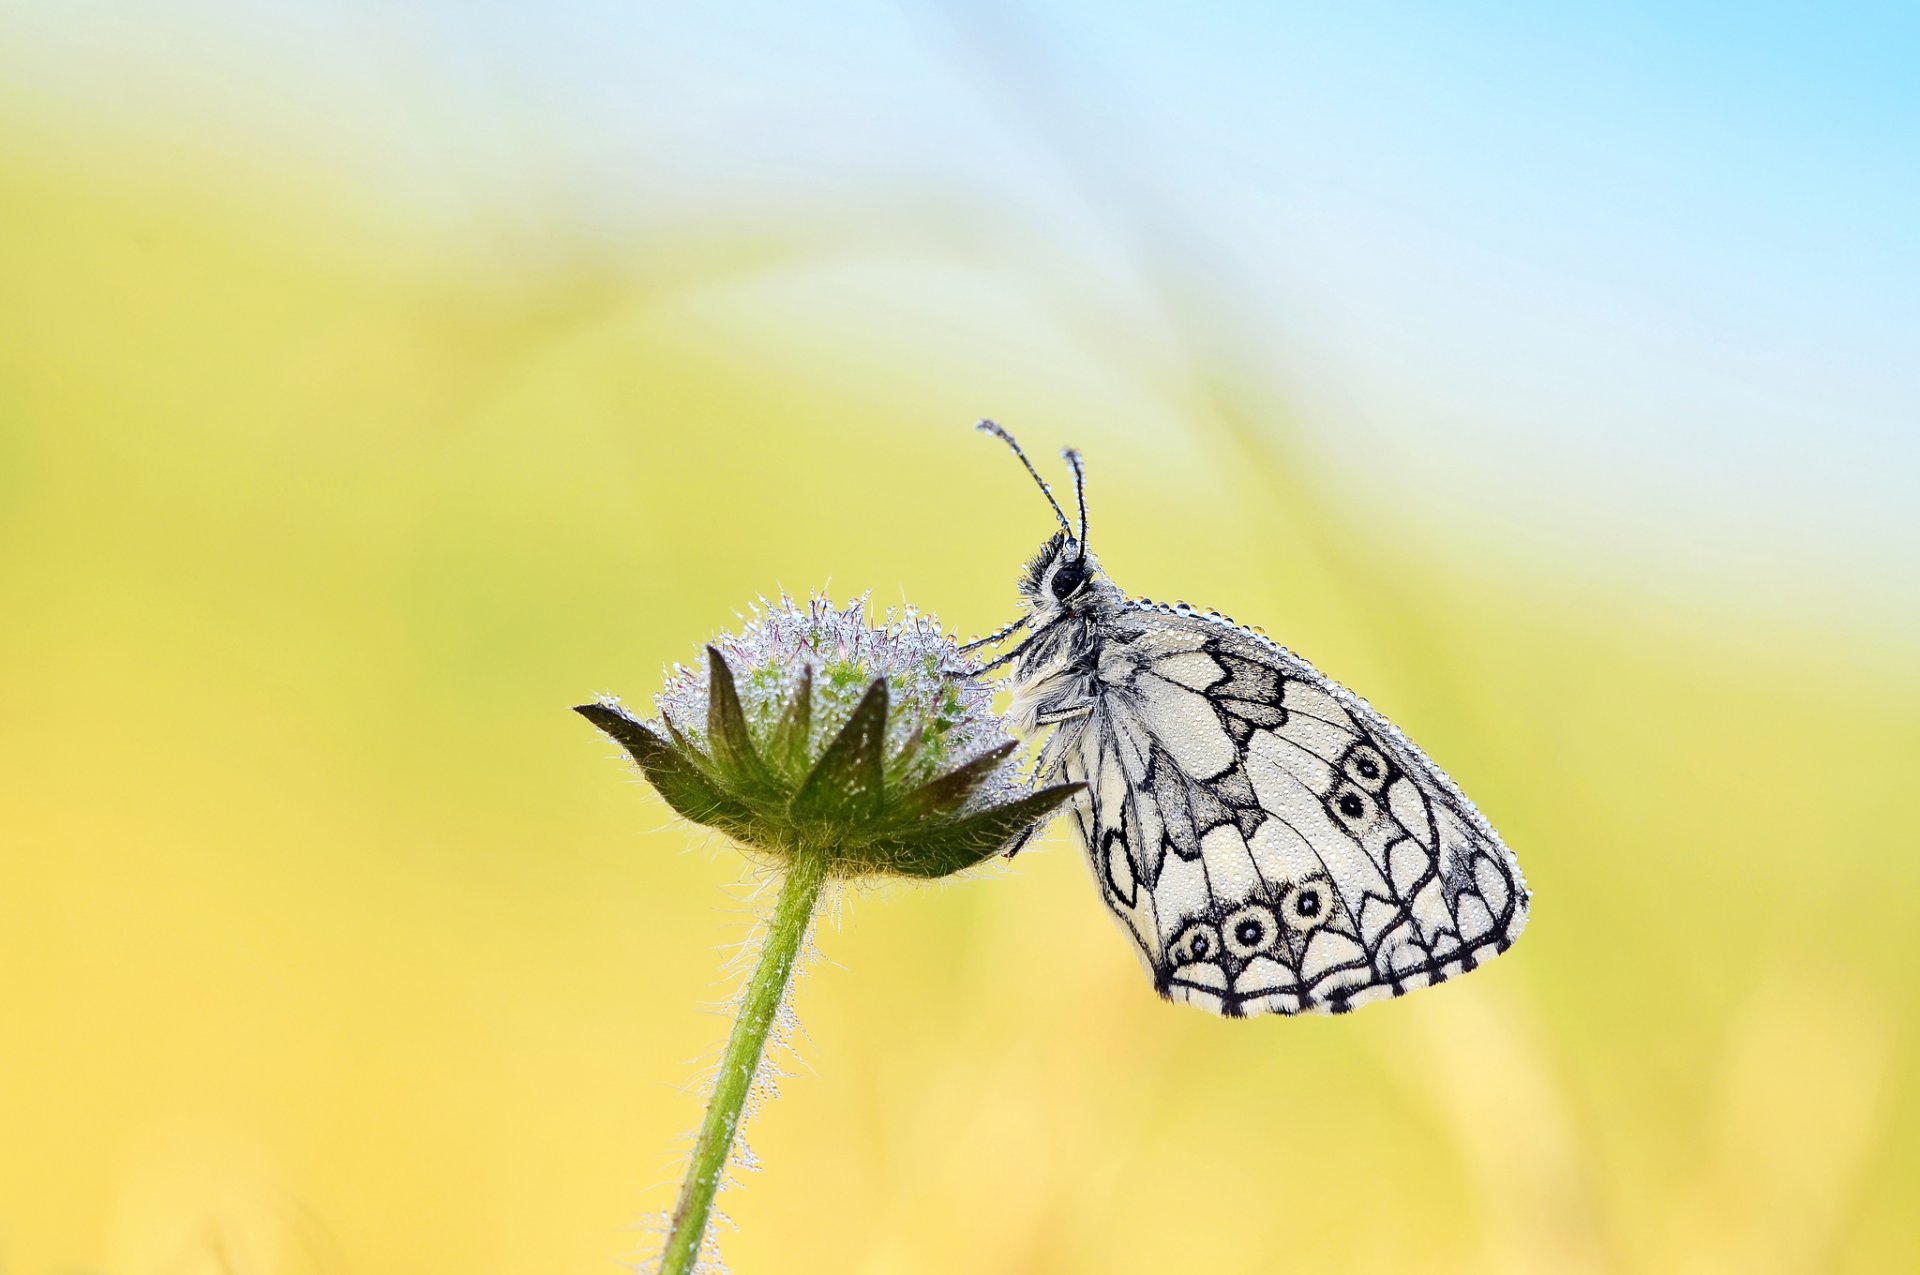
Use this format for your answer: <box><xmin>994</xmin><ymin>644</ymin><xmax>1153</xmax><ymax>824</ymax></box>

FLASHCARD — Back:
<box><xmin>575</xmin><ymin>589</ymin><xmax>1081</xmax><ymax>1275</ymax></box>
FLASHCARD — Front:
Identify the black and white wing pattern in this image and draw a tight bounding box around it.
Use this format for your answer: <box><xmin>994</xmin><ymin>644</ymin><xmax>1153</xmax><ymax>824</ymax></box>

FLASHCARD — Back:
<box><xmin>1048</xmin><ymin>603</ymin><xmax>1529</xmax><ymax>1017</ymax></box>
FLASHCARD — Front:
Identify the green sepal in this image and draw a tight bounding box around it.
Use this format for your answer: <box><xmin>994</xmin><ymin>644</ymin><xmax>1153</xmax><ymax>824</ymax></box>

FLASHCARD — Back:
<box><xmin>704</xmin><ymin>646</ymin><xmax>774</xmax><ymax>793</ymax></box>
<box><xmin>792</xmin><ymin>678</ymin><xmax>888</xmax><ymax>821</ymax></box>
<box><xmin>766</xmin><ymin>663</ymin><xmax>813</xmax><ymax>780</ymax></box>
<box><xmin>863</xmin><ymin>781</ymin><xmax>1084</xmax><ymax>878</ymax></box>
<box><xmin>886</xmin><ymin>739</ymin><xmax>1019</xmax><ymax>823</ymax></box>
<box><xmin>661</xmin><ymin>712</ymin><xmax>700</xmax><ymax>757</ymax></box>
<box><xmin>887</xmin><ymin>723</ymin><xmax>927</xmax><ymax>779</ymax></box>
<box><xmin>574</xmin><ymin>701</ymin><xmax>757</xmax><ymax>836</ymax></box>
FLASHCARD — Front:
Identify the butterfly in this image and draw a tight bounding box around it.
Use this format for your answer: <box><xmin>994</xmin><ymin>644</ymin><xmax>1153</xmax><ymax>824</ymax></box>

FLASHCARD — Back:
<box><xmin>966</xmin><ymin>421</ymin><xmax>1529</xmax><ymax>1017</ymax></box>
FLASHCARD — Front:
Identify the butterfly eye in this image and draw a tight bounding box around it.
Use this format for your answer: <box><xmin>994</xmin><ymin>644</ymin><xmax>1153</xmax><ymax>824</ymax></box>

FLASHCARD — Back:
<box><xmin>1223</xmin><ymin>904</ymin><xmax>1278</xmax><ymax>958</ymax></box>
<box><xmin>1282</xmin><ymin>881</ymin><xmax>1334</xmax><ymax>931</ymax></box>
<box><xmin>1049</xmin><ymin>556</ymin><xmax>1088</xmax><ymax>599</ymax></box>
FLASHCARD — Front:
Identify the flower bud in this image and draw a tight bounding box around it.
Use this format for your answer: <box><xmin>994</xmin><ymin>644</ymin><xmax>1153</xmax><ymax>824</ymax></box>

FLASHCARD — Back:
<box><xmin>577</xmin><ymin>594</ymin><xmax>1080</xmax><ymax>878</ymax></box>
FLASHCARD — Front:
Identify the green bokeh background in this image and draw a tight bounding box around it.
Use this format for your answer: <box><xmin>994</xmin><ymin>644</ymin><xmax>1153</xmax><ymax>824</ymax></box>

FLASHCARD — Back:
<box><xmin>4</xmin><ymin>98</ymin><xmax>1918</xmax><ymax>1275</ymax></box>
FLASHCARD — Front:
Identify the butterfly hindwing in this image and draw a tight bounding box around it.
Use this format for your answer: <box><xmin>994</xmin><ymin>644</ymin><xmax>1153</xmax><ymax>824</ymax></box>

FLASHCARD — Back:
<box><xmin>1057</xmin><ymin>603</ymin><xmax>1529</xmax><ymax>1017</ymax></box>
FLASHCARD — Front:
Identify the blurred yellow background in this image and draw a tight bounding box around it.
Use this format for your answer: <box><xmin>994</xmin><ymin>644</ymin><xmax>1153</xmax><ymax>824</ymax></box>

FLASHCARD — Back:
<box><xmin>3</xmin><ymin>7</ymin><xmax>1918</xmax><ymax>1274</ymax></box>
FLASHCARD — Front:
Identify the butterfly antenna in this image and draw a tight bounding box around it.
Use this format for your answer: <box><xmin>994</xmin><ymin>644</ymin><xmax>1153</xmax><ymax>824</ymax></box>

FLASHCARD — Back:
<box><xmin>1062</xmin><ymin>447</ymin><xmax>1088</xmax><ymax>557</ymax></box>
<box><xmin>977</xmin><ymin>419</ymin><xmax>1074</xmax><ymax>540</ymax></box>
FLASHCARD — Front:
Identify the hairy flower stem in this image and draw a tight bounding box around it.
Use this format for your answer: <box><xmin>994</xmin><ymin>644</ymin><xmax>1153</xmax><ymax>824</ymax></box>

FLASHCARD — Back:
<box><xmin>659</xmin><ymin>850</ymin><xmax>827</xmax><ymax>1275</ymax></box>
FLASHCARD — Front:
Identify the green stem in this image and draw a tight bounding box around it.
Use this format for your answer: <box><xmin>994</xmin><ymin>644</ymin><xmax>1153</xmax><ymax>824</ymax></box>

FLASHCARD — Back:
<box><xmin>659</xmin><ymin>851</ymin><xmax>827</xmax><ymax>1275</ymax></box>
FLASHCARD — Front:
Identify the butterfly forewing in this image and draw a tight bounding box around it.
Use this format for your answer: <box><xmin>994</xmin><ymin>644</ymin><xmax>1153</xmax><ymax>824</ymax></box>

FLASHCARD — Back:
<box><xmin>1047</xmin><ymin>603</ymin><xmax>1529</xmax><ymax>1018</ymax></box>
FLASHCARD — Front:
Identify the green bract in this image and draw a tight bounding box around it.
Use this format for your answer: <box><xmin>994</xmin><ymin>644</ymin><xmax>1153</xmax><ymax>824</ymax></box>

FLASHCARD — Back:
<box><xmin>576</xmin><ymin>595</ymin><xmax>1080</xmax><ymax>878</ymax></box>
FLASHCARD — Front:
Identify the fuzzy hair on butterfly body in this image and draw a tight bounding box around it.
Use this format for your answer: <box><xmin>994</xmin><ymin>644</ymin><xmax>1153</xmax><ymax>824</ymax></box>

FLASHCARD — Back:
<box><xmin>969</xmin><ymin>420</ymin><xmax>1530</xmax><ymax>1019</ymax></box>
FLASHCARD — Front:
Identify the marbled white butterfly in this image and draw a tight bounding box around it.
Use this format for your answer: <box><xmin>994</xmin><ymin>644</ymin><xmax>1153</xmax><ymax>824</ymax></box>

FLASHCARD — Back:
<box><xmin>968</xmin><ymin>422</ymin><xmax>1530</xmax><ymax>1017</ymax></box>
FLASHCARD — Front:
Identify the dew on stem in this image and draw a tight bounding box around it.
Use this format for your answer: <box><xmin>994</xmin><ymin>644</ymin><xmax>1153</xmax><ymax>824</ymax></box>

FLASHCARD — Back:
<box><xmin>576</xmin><ymin>592</ymin><xmax>1080</xmax><ymax>1274</ymax></box>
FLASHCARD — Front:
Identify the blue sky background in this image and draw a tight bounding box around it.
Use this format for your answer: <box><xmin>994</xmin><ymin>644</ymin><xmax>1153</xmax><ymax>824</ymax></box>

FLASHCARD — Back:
<box><xmin>5</xmin><ymin>0</ymin><xmax>1915</xmax><ymax>630</ymax></box>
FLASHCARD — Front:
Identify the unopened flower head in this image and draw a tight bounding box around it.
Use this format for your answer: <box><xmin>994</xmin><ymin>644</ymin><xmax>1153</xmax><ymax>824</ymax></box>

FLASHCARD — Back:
<box><xmin>577</xmin><ymin>593</ymin><xmax>1080</xmax><ymax>879</ymax></box>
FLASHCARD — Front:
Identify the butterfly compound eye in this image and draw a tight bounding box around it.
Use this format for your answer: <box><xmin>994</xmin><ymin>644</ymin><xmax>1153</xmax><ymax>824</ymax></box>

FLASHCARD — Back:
<box><xmin>1050</xmin><ymin>556</ymin><xmax>1088</xmax><ymax>599</ymax></box>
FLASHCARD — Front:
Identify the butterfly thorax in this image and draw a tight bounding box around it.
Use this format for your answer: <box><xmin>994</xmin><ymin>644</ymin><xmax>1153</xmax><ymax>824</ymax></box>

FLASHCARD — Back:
<box><xmin>1007</xmin><ymin>538</ymin><xmax>1124</xmax><ymax>737</ymax></box>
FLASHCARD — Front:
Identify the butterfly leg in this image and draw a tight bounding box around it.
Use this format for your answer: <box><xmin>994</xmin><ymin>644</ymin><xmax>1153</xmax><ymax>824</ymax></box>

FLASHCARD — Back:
<box><xmin>959</xmin><ymin>613</ymin><xmax>1030</xmax><ymax>652</ymax></box>
<box><xmin>1001</xmin><ymin>820</ymin><xmax>1041</xmax><ymax>859</ymax></box>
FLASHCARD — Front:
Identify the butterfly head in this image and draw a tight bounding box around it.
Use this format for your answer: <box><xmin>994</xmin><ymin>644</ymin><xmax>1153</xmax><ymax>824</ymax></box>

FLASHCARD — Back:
<box><xmin>977</xmin><ymin>420</ymin><xmax>1117</xmax><ymax>623</ymax></box>
<box><xmin>1018</xmin><ymin>531</ymin><xmax>1112</xmax><ymax>620</ymax></box>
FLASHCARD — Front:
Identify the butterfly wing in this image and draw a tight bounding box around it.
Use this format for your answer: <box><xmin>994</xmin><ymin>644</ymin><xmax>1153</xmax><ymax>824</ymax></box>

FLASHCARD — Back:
<box><xmin>1055</xmin><ymin>603</ymin><xmax>1529</xmax><ymax>1017</ymax></box>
